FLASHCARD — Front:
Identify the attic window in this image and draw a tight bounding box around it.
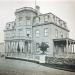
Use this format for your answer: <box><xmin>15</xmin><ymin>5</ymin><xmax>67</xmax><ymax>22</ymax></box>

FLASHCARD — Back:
<box><xmin>44</xmin><ymin>15</ymin><xmax>49</xmax><ymax>22</ymax></box>
<box><xmin>36</xmin><ymin>17</ymin><xmax>40</xmax><ymax>24</ymax></box>
<box><xmin>9</xmin><ymin>24</ymin><xmax>10</xmax><ymax>27</ymax></box>
<box><xmin>19</xmin><ymin>17</ymin><xmax>22</xmax><ymax>21</ymax></box>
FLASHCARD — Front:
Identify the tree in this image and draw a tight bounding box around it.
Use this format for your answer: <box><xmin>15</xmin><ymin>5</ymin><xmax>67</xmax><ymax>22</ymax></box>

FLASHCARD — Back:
<box><xmin>39</xmin><ymin>42</ymin><xmax>49</xmax><ymax>54</ymax></box>
<box><xmin>17</xmin><ymin>43</ymin><xmax>20</xmax><ymax>53</ymax></box>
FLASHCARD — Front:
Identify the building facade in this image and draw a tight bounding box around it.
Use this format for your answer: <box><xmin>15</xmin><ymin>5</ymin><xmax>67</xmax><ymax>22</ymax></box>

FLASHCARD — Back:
<box><xmin>4</xmin><ymin>6</ymin><xmax>75</xmax><ymax>59</ymax></box>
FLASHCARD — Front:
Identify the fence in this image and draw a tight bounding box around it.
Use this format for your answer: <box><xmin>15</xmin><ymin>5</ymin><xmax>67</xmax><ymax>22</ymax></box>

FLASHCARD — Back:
<box><xmin>6</xmin><ymin>52</ymin><xmax>40</xmax><ymax>62</ymax></box>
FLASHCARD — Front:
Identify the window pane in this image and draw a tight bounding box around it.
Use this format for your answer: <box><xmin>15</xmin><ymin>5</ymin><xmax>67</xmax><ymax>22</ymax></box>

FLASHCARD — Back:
<box><xmin>60</xmin><ymin>31</ymin><xmax>63</xmax><ymax>38</ymax></box>
<box><xmin>26</xmin><ymin>29</ymin><xmax>31</xmax><ymax>36</ymax></box>
<box><xmin>19</xmin><ymin>17</ymin><xmax>22</xmax><ymax>21</ymax></box>
<box><xmin>36</xmin><ymin>43</ymin><xmax>39</xmax><ymax>52</ymax></box>
<box><xmin>36</xmin><ymin>30</ymin><xmax>39</xmax><ymax>37</ymax></box>
<box><xmin>36</xmin><ymin>17</ymin><xmax>39</xmax><ymax>24</ymax></box>
<box><xmin>26</xmin><ymin>19</ymin><xmax>30</xmax><ymax>25</ymax></box>
<box><xmin>44</xmin><ymin>15</ymin><xmax>48</xmax><ymax>22</ymax></box>
<box><xmin>55</xmin><ymin>29</ymin><xmax>58</xmax><ymax>38</ymax></box>
<box><xmin>44</xmin><ymin>28</ymin><xmax>48</xmax><ymax>36</ymax></box>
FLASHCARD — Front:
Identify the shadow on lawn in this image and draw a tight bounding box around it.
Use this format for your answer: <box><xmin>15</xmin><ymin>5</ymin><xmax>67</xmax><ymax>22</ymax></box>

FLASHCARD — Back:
<box><xmin>6</xmin><ymin>57</ymin><xmax>75</xmax><ymax>72</ymax></box>
<box><xmin>40</xmin><ymin>63</ymin><xmax>75</xmax><ymax>72</ymax></box>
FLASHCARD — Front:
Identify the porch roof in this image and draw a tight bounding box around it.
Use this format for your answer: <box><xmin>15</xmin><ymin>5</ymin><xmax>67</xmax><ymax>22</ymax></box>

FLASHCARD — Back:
<box><xmin>53</xmin><ymin>38</ymin><xmax>75</xmax><ymax>44</ymax></box>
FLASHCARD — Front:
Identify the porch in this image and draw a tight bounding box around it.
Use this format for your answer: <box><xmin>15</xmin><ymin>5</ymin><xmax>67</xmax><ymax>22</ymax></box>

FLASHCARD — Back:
<box><xmin>53</xmin><ymin>38</ymin><xmax>75</xmax><ymax>58</ymax></box>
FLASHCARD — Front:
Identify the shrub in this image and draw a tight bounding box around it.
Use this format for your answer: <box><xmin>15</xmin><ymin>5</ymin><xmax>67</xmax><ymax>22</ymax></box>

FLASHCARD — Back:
<box><xmin>39</xmin><ymin>42</ymin><xmax>49</xmax><ymax>54</ymax></box>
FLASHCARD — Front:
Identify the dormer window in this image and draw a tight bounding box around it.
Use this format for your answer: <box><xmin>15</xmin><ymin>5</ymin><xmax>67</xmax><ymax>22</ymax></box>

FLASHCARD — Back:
<box><xmin>6</xmin><ymin>24</ymin><xmax>10</xmax><ymax>29</ymax></box>
<box><xmin>44</xmin><ymin>15</ymin><xmax>49</xmax><ymax>22</ymax></box>
<box><xmin>50</xmin><ymin>14</ymin><xmax>55</xmax><ymax>23</ymax></box>
<box><xmin>26</xmin><ymin>29</ymin><xmax>31</xmax><ymax>37</ymax></box>
<box><xmin>19</xmin><ymin>17</ymin><xmax>22</xmax><ymax>21</ymax></box>
<box><xmin>59</xmin><ymin>20</ymin><xmax>62</xmax><ymax>26</ymax></box>
<box><xmin>63</xmin><ymin>22</ymin><xmax>66</xmax><ymax>28</ymax></box>
<box><xmin>36</xmin><ymin>17</ymin><xmax>40</xmax><ymax>24</ymax></box>
<box><xmin>9</xmin><ymin>24</ymin><xmax>10</xmax><ymax>27</ymax></box>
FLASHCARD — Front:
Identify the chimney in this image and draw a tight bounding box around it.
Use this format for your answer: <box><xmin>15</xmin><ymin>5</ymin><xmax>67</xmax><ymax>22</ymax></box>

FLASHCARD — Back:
<box><xmin>35</xmin><ymin>5</ymin><xmax>40</xmax><ymax>15</ymax></box>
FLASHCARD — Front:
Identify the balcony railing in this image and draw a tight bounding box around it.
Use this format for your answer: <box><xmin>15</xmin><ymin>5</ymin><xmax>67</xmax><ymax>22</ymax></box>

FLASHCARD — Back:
<box><xmin>4</xmin><ymin>36</ymin><xmax>32</xmax><ymax>41</ymax></box>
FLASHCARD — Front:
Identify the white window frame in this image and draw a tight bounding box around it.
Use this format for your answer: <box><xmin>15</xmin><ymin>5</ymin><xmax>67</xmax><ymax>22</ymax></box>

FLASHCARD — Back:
<box><xmin>26</xmin><ymin>19</ymin><xmax>31</xmax><ymax>25</ymax></box>
<box><xmin>36</xmin><ymin>17</ymin><xmax>40</xmax><ymax>24</ymax></box>
<box><xmin>60</xmin><ymin>31</ymin><xmax>63</xmax><ymax>38</ymax></box>
<box><xmin>36</xmin><ymin>43</ymin><xmax>40</xmax><ymax>52</ymax></box>
<box><xmin>44</xmin><ymin>15</ymin><xmax>49</xmax><ymax>22</ymax></box>
<box><xmin>19</xmin><ymin>17</ymin><xmax>22</xmax><ymax>21</ymax></box>
<box><xmin>35</xmin><ymin>30</ymin><xmax>39</xmax><ymax>37</ymax></box>
<box><xmin>55</xmin><ymin>29</ymin><xmax>58</xmax><ymax>38</ymax></box>
<box><xmin>26</xmin><ymin>29</ymin><xmax>31</xmax><ymax>37</ymax></box>
<box><xmin>44</xmin><ymin>28</ymin><xmax>48</xmax><ymax>36</ymax></box>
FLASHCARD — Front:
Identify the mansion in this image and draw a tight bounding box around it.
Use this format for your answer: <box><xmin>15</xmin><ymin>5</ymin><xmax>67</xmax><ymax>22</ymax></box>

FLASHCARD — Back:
<box><xmin>4</xmin><ymin>6</ymin><xmax>75</xmax><ymax>60</ymax></box>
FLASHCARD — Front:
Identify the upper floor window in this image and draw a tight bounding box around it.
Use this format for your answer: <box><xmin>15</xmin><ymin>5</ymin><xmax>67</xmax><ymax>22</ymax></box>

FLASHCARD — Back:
<box><xmin>44</xmin><ymin>28</ymin><xmax>48</xmax><ymax>36</ymax></box>
<box><xmin>26</xmin><ymin>19</ymin><xmax>31</xmax><ymax>25</ymax></box>
<box><xmin>35</xmin><ymin>30</ymin><xmax>39</xmax><ymax>37</ymax></box>
<box><xmin>60</xmin><ymin>31</ymin><xmax>63</xmax><ymax>38</ymax></box>
<box><xmin>26</xmin><ymin>29</ymin><xmax>31</xmax><ymax>37</ymax></box>
<box><xmin>55</xmin><ymin>29</ymin><xmax>58</xmax><ymax>38</ymax></box>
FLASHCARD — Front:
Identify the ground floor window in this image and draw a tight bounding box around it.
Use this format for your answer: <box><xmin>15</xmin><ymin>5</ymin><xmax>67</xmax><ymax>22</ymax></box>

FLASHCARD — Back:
<box><xmin>36</xmin><ymin>43</ymin><xmax>40</xmax><ymax>52</ymax></box>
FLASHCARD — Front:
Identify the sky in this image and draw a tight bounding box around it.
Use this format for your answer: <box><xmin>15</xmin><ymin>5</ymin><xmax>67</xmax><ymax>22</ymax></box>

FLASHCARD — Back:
<box><xmin>0</xmin><ymin>0</ymin><xmax>75</xmax><ymax>43</ymax></box>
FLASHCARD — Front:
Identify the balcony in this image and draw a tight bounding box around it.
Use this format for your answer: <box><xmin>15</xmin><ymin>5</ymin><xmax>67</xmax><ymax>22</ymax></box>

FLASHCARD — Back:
<box><xmin>4</xmin><ymin>36</ymin><xmax>32</xmax><ymax>41</ymax></box>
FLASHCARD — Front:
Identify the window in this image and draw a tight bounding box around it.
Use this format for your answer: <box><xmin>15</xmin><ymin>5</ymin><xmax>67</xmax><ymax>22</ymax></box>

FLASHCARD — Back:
<box><xmin>35</xmin><ymin>30</ymin><xmax>39</xmax><ymax>37</ymax></box>
<box><xmin>59</xmin><ymin>20</ymin><xmax>62</xmax><ymax>26</ymax></box>
<box><xmin>26</xmin><ymin>29</ymin><xmax>31</xmax><ymax>37</ymax></box>
<box><xmin>55</xmin><ymin>29</ymin><xmax>58</xmax><ymax>38</ymax></box>
<box><xmin>36</xmin><ymin>43</ymin><xmax>39</xmax><ymax>52</ymax></box>
<box><xmin>50</xmin><ymin>14</ymin><xmax>55</xmax><ymax>23</ymax></box>
<box><xmin>44</xmin><ymin>15</ymin><xmax>49</xmax><ymax>22</ymax></box>
<box><xmin>26</xmin><ymin>19</ymin><xmax>31</xmax><ymax>25</ymax></box>
<box><xmin>36</xmin><ymin>17</ymin><xmax>40</xmax><ymax>24</ymax></box>
<box><xmin>44</xmin><ymin>28</ymin><xmax>48</xmax><ymax>36</ymax></box>
<box><xmin>60</xmin><ymin>31</ymin><xmax>63</xmax><ymax>38</ymax></box>
<box><xmin>19</xmin><ymin>17</ymin><xmax>22</xmax><ymax>21</ymax></box>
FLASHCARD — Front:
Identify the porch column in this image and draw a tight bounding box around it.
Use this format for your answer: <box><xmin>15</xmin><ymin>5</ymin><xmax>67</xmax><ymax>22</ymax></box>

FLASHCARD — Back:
<box><xmin>14</xmin><ymin>41</ymin><xmax>16</xmax><ymax>53</ymax></box>
<box><xmin>5</xmin><ymin>41</ymin><xmax>7</xmax><ymax>56</ymax></box>
<box><xmin>73</xmin><ymin>42</ymin><xmax>75</xmax><ymax>53</ymax></box>
<box><xmin>66</xmin><ymin>39</ymin><xmax>69</xmax><ymax>55</ymax></box>
<box><xmin>69</xmin><ymin>42</ymin><xmax>72</xmax><ymax>54</ymax></box>
<box><xmin>24</xmin><ymin>41</ymin><xmax>25</xmax><ymax>53</ymax></box>
<box><xmin>53</xmin><ymin>43</ymin><xmax>55</xmax><ymax>57</ymax></box>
